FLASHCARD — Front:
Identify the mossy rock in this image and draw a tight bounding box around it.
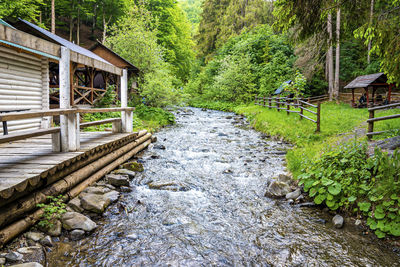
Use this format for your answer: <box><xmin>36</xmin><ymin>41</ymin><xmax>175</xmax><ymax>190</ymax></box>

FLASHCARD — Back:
<box><xmin>122</xmin><ymin>161</ymin><xmax>144</xmax><ymax>172</ymax></box>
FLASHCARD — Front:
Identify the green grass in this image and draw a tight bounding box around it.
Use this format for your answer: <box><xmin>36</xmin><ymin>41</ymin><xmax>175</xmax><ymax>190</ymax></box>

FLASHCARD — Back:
<box><xmin>233</xmin><ymin>102</ymin><xmax>399</xmax><ymax>177</ymax></box>
<box><xmin>82</xmin><ymin>105</ymin><xmax>175</xmax><ymax>133</ymax></box>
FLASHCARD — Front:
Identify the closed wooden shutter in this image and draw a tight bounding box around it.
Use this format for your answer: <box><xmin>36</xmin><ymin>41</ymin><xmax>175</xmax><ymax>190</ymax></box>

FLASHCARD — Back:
<box><xmin>0</xmin><ymin>46</ymin><xmax>46</xmax><ymax>133</ymax></box>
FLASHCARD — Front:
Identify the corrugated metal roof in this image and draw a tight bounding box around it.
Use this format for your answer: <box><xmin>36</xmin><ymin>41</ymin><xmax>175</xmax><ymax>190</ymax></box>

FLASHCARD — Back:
<box><xmin>18</xmin><ymin>19</ymin><xmax>111</xmax><ymax>65</ymax></box>
<box><xmin>89</xmin><ymin>41</ymin><xmax>140</xmax><ymax>73</ymax></box>
<box><xmin>344</xmin><ymin>72</ymin><xmax>387</xmax><ymax>89</ymax></box>
<box><xmin>0</xmin><ymin>19</ymin><xmax>15</xmax><ymax>29</ymax></box>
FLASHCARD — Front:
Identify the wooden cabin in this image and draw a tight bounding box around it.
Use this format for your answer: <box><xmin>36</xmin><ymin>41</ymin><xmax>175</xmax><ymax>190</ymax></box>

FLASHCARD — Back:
<box><xmin>341</xmin><ymin>73</ymin><xmax>399</xmax><ymax>107</ymax></box>
<box><xmin>0</xmin><ymin>20</ymin><xmax>54</xmax><ymax>134</ymax></box>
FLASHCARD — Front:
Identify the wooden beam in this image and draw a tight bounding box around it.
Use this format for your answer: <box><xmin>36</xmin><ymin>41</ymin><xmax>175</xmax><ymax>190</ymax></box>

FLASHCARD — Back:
<box><xmin>0</xmin><ymin>128</ymin><xmax>60</xmax><ymax>144</ymax></box>
<box><xmin>69</xmin><ymin>51</ymin><xmax>122</xmax><ymax>76</ymax></box>
<box><xmin>0</xmin><ymin>109</ymin><xmax>74</xmax><ymax>122</ymax></box>
<box><xmin>80</xmin><ymin>118</ymin><xmax>121</xmax><ymax>129</ymax></box>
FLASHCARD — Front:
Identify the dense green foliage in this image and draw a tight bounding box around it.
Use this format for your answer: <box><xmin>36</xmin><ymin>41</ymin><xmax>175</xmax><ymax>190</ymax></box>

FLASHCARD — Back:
<box><xmin>299</xmin><ymin>143</ymin><xmax>400</xmax><ymax>238</ymax></box>
<box><xmin>177</xmin><ymin>0</ymin><xmax>203</xmax><ymax>35</ymax></box>
<box><xmin>186</xmin><ymin>25</ymin><xmax>297</xmax><ymax>103</ymax></box>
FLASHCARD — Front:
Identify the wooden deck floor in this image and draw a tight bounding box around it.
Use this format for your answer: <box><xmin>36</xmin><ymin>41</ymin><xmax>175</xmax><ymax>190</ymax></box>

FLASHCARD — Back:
<box><xmin>0</xmin><ymin>132</ymin><xmax>136</xmax><ymax>200</ymax></box>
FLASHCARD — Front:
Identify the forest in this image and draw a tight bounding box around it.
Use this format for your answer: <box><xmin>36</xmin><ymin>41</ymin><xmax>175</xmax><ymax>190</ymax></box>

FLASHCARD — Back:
<box><xmin>1</xmin><ymin>0</ymin><xmax>399</xmax><ymax>107</ymax></box>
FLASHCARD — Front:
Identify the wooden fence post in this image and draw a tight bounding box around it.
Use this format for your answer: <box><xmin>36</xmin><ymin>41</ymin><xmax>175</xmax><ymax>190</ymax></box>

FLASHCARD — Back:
<box><xmin>286</xmin><ymin>98</ymin><xmax>290</xmax><ymax>115</ymax></box>
<box><xmin>316</xmin><ymin>103</ymin><xmax>321</xmax><ymax>132</ymax></box>
<box><xmin>263</xmin><ymin>96</ymin><xmax>266</xmax><ymax>107</ymax></box>
<box><xmin>276</xmin><ymin>97</ymin><xmax>280</xmax><ymax>112</ymax></box>
<box><xmin>368</xmin><ymin>109</ymin><xmax>374</xmax><ymax>140</ymax></box>
<box><xmin>120</xmin><ymin>68</ymin><xmax>132</xmax><ymax>133</ymax></box>
<box><xmin>268</xmin><ymin>98</ymin><xmax>272</xmax><ymax>109</ymax></box>
<box><xmin>299</xmin><ymin>101</ymin><xmax>303</xmax><ymax>120</ymax></box>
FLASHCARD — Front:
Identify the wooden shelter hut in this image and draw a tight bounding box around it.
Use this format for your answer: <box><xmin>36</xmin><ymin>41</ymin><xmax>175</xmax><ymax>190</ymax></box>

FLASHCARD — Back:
<box><xmin>13</xmin><ymin>19</ymin><xmax>122</xmax><ymax>107</ymax></box>
<box><xmin>89</xmin><ymin>41</ymin><xmax>139</xmax><ymax>97</ymax></box>
<box><xmin>343</xmin><ymin>73</ymin><xmax>395</xmax><ymax>108</ymax></box>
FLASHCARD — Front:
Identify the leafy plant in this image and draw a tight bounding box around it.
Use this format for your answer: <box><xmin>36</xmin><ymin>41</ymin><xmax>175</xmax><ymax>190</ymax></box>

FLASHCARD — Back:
<box><xmin>299</xmin><ymin>142</ymin><xmax>400</xmax><ymax>238</ymax></box>
<box><xmin>36</xmin><ymin>195</ymin><xmax>67</xmax><ymax>229</ymax></box>
<box><xmin>94</xmin><ymin>85</ymin><xmax>117</xmax><ymax>108</ymax></box>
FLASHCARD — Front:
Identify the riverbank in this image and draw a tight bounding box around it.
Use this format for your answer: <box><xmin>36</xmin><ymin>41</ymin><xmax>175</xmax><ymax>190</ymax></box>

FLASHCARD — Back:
<box><xmin>190</xmin><ymin>100</ymin><xmax>400</xmax><ymax>240</ymax></box>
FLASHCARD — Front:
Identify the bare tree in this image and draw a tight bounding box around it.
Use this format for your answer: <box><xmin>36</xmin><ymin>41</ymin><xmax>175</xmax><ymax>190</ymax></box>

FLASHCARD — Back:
<box><xmin>51</xmin><ymin>0</ymin><xmax>55</xmax><ymax>34</ymax></box>
<box><xmin>334</xmin><ymin>7</ymin><xmax>341</xmax><ymax>100</ymax></box>
<box><xmin>327</xmin><ymin>12</ymin><xmax>334</xmax><ymax>100</ymax></box>
<box><xmin>367</xmin><ymin>0</ymin><xmax>374</xmax><ymax>64</ymax></box>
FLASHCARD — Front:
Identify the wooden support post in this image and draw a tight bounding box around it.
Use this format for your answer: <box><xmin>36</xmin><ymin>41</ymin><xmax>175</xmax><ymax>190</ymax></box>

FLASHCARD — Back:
<box><xmin>316</xmin><ymin>103</ymin><xmax>321</xmax><ymax>132</ymax></box>
<box><xmin>366</xmin><ymin>87</ymin><xmax>370</xmax><ymax>108</ymax></box>
<box><xmin>368</xmin><ymin>109</ymin><xmax>374</xmax><ymax>140</ymax></box>
<box><xmin>112</xmin><ymin>120</ymin><xmax>122</xmax><ymax>133</ymax></box>
<box><xmin>59</xmin><ymin>47</ymin><xmax>78</xmax><ymax>152</ymax></box>
<box><xmin>51</xmin><ymin>132</ymin><xmax>60</xmax><ymax>152</ymax></box>
<box><xmin>299</xmin><ymin>102</ymin><xmax>303</xmax><ymax>120</ymax></box>
<box><xmin>121</xmin><ymin>69</ymin><xmax>131</xmax><ymax>133</ymax></box>
<box><xmin>352</xmin><ymin>88</ymin><xmax>355</xmax><ymax>107</ymax></box>
<box><xmin>388</xmin><ymin>84</ymin><xmax>393</xmax><ymax>104</ymax></box>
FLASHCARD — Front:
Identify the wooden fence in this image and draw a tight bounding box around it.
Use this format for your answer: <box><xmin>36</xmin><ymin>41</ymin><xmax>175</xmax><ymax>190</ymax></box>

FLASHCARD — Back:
<box><xmin>254</xmin><ymin>96</ymin><xmax>321</xmax><ymax>132</ymax></box>
<box><xmin>367</xmin><ymin>103</ymin><xmax>400</xmax><ymax>139</ymax></box>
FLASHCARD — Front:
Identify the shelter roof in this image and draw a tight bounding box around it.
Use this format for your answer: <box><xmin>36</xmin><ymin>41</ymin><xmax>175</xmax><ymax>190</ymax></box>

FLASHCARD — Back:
<box><xmin>89</xmin><ymin>42</ymin><xmax>139</xmax><ymax>74</ymax></box>
<box><xmin>274</xmin><ymin>80</ymin><xmax>292</xmax><ymax>95</ymax></box>
<box><xmin>344</xmin><ymin>73</ymin><xmax>387</xmax><ymax>89</ymax></box>
<box><xmin>15</xmin><ymin>19</ymin><xmax>111</xmax><ymax>65</ymax></box>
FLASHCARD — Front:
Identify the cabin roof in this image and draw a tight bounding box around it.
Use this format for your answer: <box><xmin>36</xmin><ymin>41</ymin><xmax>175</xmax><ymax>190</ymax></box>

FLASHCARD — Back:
<box><xmin>89</xmin><ymin>42</ymin><xmax>139</xmax><ymax>74</ymax></box>
<box><xmin>344</xmin><ymin>73</ymin><xmax>387</xmax><ymax>89</ymax></box>
<box><xmin>15</xmin><ymin>19</ymin><xmax>111</xmax><ymax>65</ymax></box>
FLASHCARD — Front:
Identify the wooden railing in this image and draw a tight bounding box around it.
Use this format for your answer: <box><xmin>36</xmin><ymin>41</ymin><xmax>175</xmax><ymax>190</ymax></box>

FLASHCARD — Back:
<box><xmin>0</xmin><ymin>107</ymin><xmax>134</xmax><ymax>152</ymax></box>
<box><xmin>255</xmin><ymin>96</ymin><xmax>321</xmax><ymax>132</ymax></box>
<box><xmin>367</xmin><ymin>103</ymin><xmax>400</xmax><ymax>139</ymax></box>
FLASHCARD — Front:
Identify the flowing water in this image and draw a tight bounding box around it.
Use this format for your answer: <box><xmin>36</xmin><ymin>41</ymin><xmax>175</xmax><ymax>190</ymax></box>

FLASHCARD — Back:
<box><xmin>47</xmin><ymin>108</ymin><xmax>400</xmax><ymax>266</ymax></box>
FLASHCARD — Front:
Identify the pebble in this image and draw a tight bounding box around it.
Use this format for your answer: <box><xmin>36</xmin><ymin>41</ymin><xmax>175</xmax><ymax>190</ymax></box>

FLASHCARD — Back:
<box><xmin>355</xmin><ymin>219</ymin><xmax>362</xmax><ymax>226</ymax></box>
<box><xmin>39</xmin><ymin>236</ymin><xmax>53</xmax><ymax>247</ymax></box>
<box><xmin>70</xmin><ymin>230</ymin><xmax>85</xmax><ymax>241</ymax></box>
<box><xmin>333</xmin><ymin>215</ymin><xmax>344</xmax><ymax>229</ymax></box>
<box><xmin>5</xmin><ymin>251</ymin><xmax>23</xmax><ymax>261</ymax></box>
<box><xmin>126</xmin><ymin>233</ymin><xmax>139</xmax><ymax>240</ymax></box>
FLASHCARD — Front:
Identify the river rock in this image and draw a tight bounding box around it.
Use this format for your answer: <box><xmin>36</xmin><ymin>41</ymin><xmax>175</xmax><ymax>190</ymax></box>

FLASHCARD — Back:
<box><xmin>106</xmin><ymin>174</ymin><xmax>130</xmax><ymax>187</ymax></box>
<box><xmin>120</xmin><ymin>186</ymin><xmax>132</xmax><ymax>193</ymax></box>
<box><xmin>70</xmin><ymin>230</ymin><xmax>85</xmax><ymax>241</ymax></box>
<box><xmin>151</xmin><ymin>136</ymin><xmax>157</xmax><ymax>143</ymax></box>
<box><xmin>39</xmin><ymin>236</ymin><xmax>53</xmax><ymax>247</ymax></box>
<box><xmin>17</xmin><ymin>246</ymin><xmax>41</xmax><ymax>255</ymax></box>
<box><xmin>277</xmin><ymin>174</ymin><xmax>292</xmax><ymax>184</ymax></box>
<box><xmin>68</xmin><ymin>197</ymin><xmax>84</xmax><ymax>212</ymax></box>
<box><xmin>333</xmin><ymin>215</ymin><xmax>344</xmax><ymax>229</ymax></box>
<box><xmin>265</xmin><ymin>181</ymin><xmax>291</xmax><ymax>198</ymax></box>
<box><xmin>5</xmin><ymin>251</ymin><xmax>23</xmax><ymax>261</ymax></box>
<box><xmin>355</xmin><ymin>219</ymin><xmax>362</xmax><ymax>226</ymax></box>
<box><xmin>80</xmin><ymin>193</ymin><xmax>111</xmax><ymax>214</ymax></box>
<box><xmin>154</xmin><ymin>144</ymin><xmax>166</xmax><ymax>150</ymax></box>
<box><xmin>9</xmin><ymin>263</ymin><xmax>43</xmax><ymax>267</ymax></box>
<box><xmin>113</xmin><ymin>169</ymin><xmax>136</xmax><ymax>179</ymax></box>
<box><xmin>25</xmin><ymin>232</ymin><xmax>44</xmax><ymax>242</ymax></box>
<box><xmin>104</xmin><ymin>190</ymin><xmax>120</xmax><ymax>203</ymax></box>
<box><xmin>83</xmin><ymin>186</ymin><xmax>110</xmax><ymax>195</ymax></box>
<box><xmin>0</xmin><ymin>258</ymin><xmax>5</xmax><ymax>265</ymax></box>
<box><xmin>285</xmin><ymin>189</ymin><xmax>302</xmax><ymax>200</ymax></box>
<box><xmin>121</xmin><ymin>162</ymin><xmax>144</xmax><ymax>172</ymax></box>
<box><xmin>45</xmin><ymin>220</ymin><xmax>62</xmax><ymax>237</ymax></box>
<box><xmin>148</xmin><ymin>181</ymin><xmax>189</xmax><ymax>192</ymax></box>
<box><xmin>61</xmin><ymin>212</ymin><xmax>97</xmax><ymax>232</ymax></box>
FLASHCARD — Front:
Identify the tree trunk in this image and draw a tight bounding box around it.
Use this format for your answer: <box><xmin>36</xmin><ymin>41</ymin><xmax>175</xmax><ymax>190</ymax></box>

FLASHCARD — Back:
<box><xmin>327</xmin><ymin>12</ymin><xmax>334</xmax><ymax>100</ymax></box>
<box><xmin>334</xmin><ymin>8</ymin><xmax>341</xmax><ymax>101</ymax></box>
<box><xmin>69</xmin><ymin>17</ymin><xmax>74</xmax><ymax>42</ymax></box>
<box><xmin>51</xmin><ymin>0</ymin><xmax>55</xmax><ymax>34</ymax></box>
<box><xmin>92</xmin><ymin>3</ymin><xmax>97</xmax><ymax>36</ymax></box>
<box><xmin>102</xmin><ymin>11</ymin><xmax>107</xmax><ymax>44</ymax></box>
<box><xmin>367</xmin><ymin>0</ymin><xmax>374</xmax><ymax>64</ymax></box>
<box><xmin>77</xmin><ymin>7</ymin><xmax>80</xmax><ymax>45</ymax></box>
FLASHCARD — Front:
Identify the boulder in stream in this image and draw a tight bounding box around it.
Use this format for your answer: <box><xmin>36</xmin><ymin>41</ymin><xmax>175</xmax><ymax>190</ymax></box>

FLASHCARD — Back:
<box><xmin>5</xmin><ymin>251</ymin><xmax>23</xmax><ymax>262</ymax></box>
<box><xmin>285</xmin><ymin>189</ymin><xmax>302</xmax><ymax>200</ymax></box>
<box><xmin>121</xmin><ymin>162</ymin><xmax>144</xmax><ymax>172</ymax></box>
<box><xmin>80</xmin><ymin>193</ymin><xmax>111</xmax><ymax>214</ymax></box>
<box><xmin>265</xmin><ymin>181</ymin><xmax>291</xmax><ymax>199</ymax></box>
<box><xmin>106</xmin><ymin>174</ymin><xmax>130</xmax><ymax>187</ymax></box>
<box><xmin>68</xmin><ymin>197</ymin><xmax>84</xmax><ymax>213</ymax></box>
<box><xmin>61</xmin><ymin>212</ymin><xmax>97</xmax><ymax>232</ymax></box>
<box><xmin>113</xmin><ymin>169</ymin><xmax>136</xmax><ymax>179</ymax></box>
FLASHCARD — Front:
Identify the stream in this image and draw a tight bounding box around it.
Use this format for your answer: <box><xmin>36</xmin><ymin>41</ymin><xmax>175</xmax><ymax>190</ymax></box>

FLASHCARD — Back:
<box><xmin>47</xmin><ymin>108</ymin><xmax>400</xmax><ymax>266</ymax></box>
